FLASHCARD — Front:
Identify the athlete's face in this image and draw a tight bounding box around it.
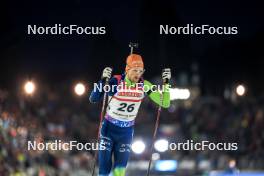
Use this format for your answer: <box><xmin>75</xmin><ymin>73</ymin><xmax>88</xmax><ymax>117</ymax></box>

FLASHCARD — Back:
<box><xmin>127</xmin><ymin>67</ymin><xmax>145</xmax><ymax>83</ymax></box>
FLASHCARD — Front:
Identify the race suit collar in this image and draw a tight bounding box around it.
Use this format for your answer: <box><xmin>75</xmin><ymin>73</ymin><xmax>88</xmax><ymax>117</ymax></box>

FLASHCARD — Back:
<box><xmin>124</xmin><ymin>75</ymin><xmax>136</xmax><ymax>87</ymax></box>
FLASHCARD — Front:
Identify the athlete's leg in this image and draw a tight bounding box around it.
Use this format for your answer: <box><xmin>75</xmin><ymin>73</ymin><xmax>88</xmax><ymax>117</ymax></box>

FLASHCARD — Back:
<box><xmin>112</xmin><ymin>127</ymin><xmax>134</xmax><ymax>176</ymax></box>
<box><xmin>98</xmin><ymin>120</ymin><xmax>114</xmax><ymax>175</ymax></box>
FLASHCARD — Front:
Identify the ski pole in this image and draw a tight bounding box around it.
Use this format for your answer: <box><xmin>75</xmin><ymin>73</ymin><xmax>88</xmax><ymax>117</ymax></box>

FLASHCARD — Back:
<box><xmin>146</xmin><ymin>81</ymin><xmax>165</xmax><ymax>176</ymax></box>
<box><xmin>91</xmin><ymin>78</ymin><xmax>109</xmax><ymax>176</ymax></box>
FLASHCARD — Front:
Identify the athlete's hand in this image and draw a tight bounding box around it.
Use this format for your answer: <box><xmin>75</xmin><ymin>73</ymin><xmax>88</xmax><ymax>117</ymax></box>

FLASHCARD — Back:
<box><xmin>162</xmin><ymin>68</ymin><xmax>171</xmax><ymax>84</ymax></box>
<box><xmin>101</xmin><ymin>67</ymin><xmax>112</xmax><ymax>81</ymax></box>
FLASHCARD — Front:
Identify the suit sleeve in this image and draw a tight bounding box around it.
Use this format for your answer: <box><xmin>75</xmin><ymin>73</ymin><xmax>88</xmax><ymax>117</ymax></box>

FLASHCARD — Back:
<box><xmin>89</xmin><ymin>77</ymin><xmax>118</xmax><ymax>103</ymax></box>
<box><xmin>144</xmin><ymin>80</ymin><xmax>171</xmax><ymax>108</ymax></box>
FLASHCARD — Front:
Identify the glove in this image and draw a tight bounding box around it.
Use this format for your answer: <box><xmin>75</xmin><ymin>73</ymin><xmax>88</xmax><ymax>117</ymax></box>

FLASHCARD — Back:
<box><xmin>162</xmin><ymin>68</ymin><xmax>171</xmax><ymax>84</ymax></box>
<box><xmin>101</xmin><ymin>67</ymin><xmax>112</xmax><ymax>81</ymax></box>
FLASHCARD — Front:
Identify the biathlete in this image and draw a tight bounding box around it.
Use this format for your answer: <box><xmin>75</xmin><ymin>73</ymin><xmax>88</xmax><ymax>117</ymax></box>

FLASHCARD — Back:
<box><xmin>89</xmin><ymin>53</ymin><xmax>171</xmax><ymax>176</ymax></box>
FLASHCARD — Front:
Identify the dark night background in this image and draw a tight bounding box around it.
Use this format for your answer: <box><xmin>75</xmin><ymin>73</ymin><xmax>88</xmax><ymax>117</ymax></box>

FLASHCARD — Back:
<box><xmin>1</xmin><ymin>1</ymin><xmax>264</xmax><ymax>175</ymax></box>
<box><xmin>1</xmin><ymin>0</ymin><xmax>263</xmax><ymax>95</ymax></box>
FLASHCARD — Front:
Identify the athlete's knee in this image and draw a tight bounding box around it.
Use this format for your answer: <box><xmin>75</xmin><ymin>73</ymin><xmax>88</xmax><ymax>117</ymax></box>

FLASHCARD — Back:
<box><xmin>113</xmin><ymin>167</ymin><xmax>126</xmax><ymax>176</ymax></box>
<box><xmin>118</xmin><ymin>143</ymin><xmax>131</xmax><ymax>153</ymax></box>
<box><xmin>100</xmin><ymin>135</ymin><xmax>113</xmax><ymax>152</ymax></box>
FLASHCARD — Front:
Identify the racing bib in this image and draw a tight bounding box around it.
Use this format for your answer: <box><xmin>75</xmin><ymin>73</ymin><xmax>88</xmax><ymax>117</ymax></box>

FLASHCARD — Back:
<box><xmin>106</xmin><ymin>78</ymin><xmax>145</xmax><ymax>122</ymax></box>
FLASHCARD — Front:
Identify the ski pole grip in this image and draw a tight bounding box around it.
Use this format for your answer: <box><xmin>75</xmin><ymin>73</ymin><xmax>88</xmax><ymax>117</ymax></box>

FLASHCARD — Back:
<box><xmin>105</xmin><ymin>67</ymin><xmax>113</xmax><ymax>85</ymax></box>
<box><xmin>162</xmin><ymin>68</ymin><xmax>169</xmax><ymax>84</ymax></box>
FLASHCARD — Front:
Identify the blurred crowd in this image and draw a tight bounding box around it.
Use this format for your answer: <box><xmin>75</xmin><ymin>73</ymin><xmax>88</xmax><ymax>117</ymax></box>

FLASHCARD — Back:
<box><xmin>133</xmin><ymin>90</ymin><xmax>264</xmax><ymax>172</ymax></box>
<box><xmin>0</xmin><ymin>83</ymin><xmax>263</xmax><ymax>175</ymax></box>
<box><xmin>0</xmin><ymin>87</ymin><xmax>99</xmax><ymax>176</ymax></box>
